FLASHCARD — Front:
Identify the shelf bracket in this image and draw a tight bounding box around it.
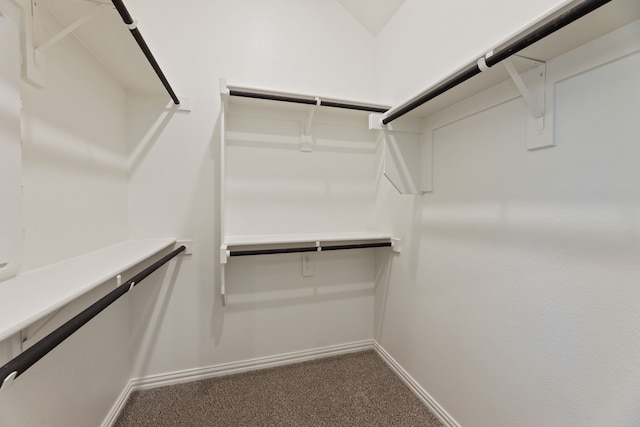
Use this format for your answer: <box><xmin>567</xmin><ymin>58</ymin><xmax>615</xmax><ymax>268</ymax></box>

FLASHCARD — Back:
<box><xmin>503</xmin><ymin>56</ymin><xmax>553</xmax><ymax>149</ymax></box>
<box><xmin>221</xmin><ymin>264</ymin><xmax>227</xmax><ymax>306</ymax></box>
<box><xmin>503</xmin><ymin>56</ymin><xmax>545</xmax><ymax>120</ymax></box>
<box><xmin>220</xmin><ymin>78</ymin><xmax>230</xmax><ymax>112</ymax></box>
<box><xmin>35</xmin><ymin>3</ymin><xmax>107</xmax><ymax>55</ymax></box>
<box><xmin>301</xmin><ymin>97</ymin><xmax>320</xmax><ymax>152</ymax></box>
<box><xmin>390</xmin><ymin>238</ymin><xmax>401</xmax><ymax>253</ymax></box>
<box><xmin>220</xmin><ymin>244</ymin><xmax>228</xmax><ymax>306</ymax></box>
<box><xmin>369</xmin><ymin>113</ymin><xmax>428</xmax><ymax>195</ymax></box>
<box><xmin>220</xmin><ymin>244</ymin><xmax>228</xmax><ymax>264</ymax></box>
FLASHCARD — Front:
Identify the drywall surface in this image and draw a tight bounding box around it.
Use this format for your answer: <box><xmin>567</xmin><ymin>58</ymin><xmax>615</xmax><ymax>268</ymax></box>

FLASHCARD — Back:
<box><xmin>374</xmin><ymin>17</ymin><xmax>640</xmax><ymax>427</ymax></box>
<box><xmin>0</xmin><ymin>280</ymin><xmax>131</xmax><ymax>427</ymax></box>
<box><xmin>375</xmin><ymin>0</ymin><xmax>566</xmax><ymax>104</ymax></box>
<box><xmin>0</xmin><ymin>5</ymin><xmax>22</xmax><ymax>281</ymax></box>
<box><xmin>125</xmin><ymin>0</ymin><xmax>378</xmax><ymax>377</ymax></box>
<box><xmin>0</xmin><ymin>1</ymin><xmax>130</xmax><ymax>425</ymax></box>
<box><xmin>20</xmin><ymin>1</ymin><xmax>128</xmax><ymax>270</ymax></box>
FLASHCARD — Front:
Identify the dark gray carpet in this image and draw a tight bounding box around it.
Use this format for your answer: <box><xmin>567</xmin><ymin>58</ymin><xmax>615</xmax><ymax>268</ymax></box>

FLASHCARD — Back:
<box><xmin>114</xmin><ymin>350</ymin><xmax>444</xmax><ymax>426</ymax></box>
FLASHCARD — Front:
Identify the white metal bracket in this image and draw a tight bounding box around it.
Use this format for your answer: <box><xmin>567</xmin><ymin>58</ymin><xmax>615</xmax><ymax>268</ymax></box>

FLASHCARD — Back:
<box><xmin>369</xmin><ymin>113</ymin><xmax>429</xmax><ymax>195</ymax></box>
<box><xmin>390</xmin><ymin>238</ymin><xmax>401</xmax><ymax>253</ymax></box>
<box><xmin>166</xmin><ymin>97</ymin><xmax>192</xmax><ymax>112</ymax></box>
<box><xmin>18</xmin><ymin>0</ymin><xmax>44</xmax><ymax>86</ymax></box>
<box><xmin>220</xmin><ymin>78</ymin><xmax>230</xmax><ymax>111</ymax></box>
<box><xmin>220</xmin><ymin>244</ymin><xmax>228</xmax><ymax>304</ymax></box>
<box><xmin>35</xmin><ymin>4</ymin><xmax>107</xmax><ymax>54</ymax></box>
<box><xmin>25</xmin><ymin>2</ymin><xmax>107</xmax><ymax>85</ymax></box>
<box><xmin>503</xmin><ymin>56</ymin><xmax>545</xmax><ymax>121</ymax></box>
<box><xmin>301</xmin><ymin>97</ymin><xmax>320</xmax><ymax>152</ymax></box>
<box><xmin>220</xmin><ymin>244</ymin><xmax>228</xmax><ymax>264</ymax></box>
<box><xmin>221</xmin><ymin>264</ymin><xmax>227</xmax><ymax>306</ymax></box>
<box><xmin>503</xmin><ymin>56</ymin><xmax>553</xmax><ymax>150</ymax></box>
<box><xmin>0</xmin><ymin>371</ymin><xmax>17</xmax><ymax>393</ymax></box>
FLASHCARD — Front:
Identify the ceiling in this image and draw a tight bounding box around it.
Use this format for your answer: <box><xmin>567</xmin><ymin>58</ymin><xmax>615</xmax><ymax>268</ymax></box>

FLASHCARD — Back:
<box><xmin>337</xmin><ymin>0</ymin><xmax>406</xmax><ymax>35</ymax></box>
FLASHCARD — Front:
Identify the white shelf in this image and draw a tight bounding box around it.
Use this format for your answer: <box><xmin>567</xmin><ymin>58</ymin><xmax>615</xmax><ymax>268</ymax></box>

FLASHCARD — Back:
<box><xmin>224</xmin><ymin>232</ymin><xmax>393</xmax><ymax>247</ymax></box>
<box><xmin>219</xmin><ymin>232</ymin><xmax>398</xmax><ymax>305</ymax></box>
<box><xmin>394</xmin><ymin>0</ymin><xmax>640</xmax><ymax>119</ymax></box>
<box><xmin>0</xmin><ymin>238</ymin><xmax>176</xmax><ymax>342</ymax></box>
<box><xmin>224</xmin><ymin>82</ymin><xmax>390</xmax><ymax>116</ymax></box>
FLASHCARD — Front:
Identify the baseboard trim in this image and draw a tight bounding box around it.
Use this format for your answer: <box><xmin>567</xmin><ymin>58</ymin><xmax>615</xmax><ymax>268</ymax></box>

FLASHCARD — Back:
<box><xmin>101</xmin><ymin>379</ymin><xmax>133</xmax><ymax>427</ymax></box>
<box><xmin>103</xmin><ymin>339</ymin><xmax>459</xmax><ymax>427</ymax></box>
<box><xmin>102</xmin><ymin>340</ymin><xmax>375</xmax><ymax>426</ymax></box>
<box><xmin>133</xmin><ymin>340</ymin><xmax>374</xmax><ymax>391</ymax></box>
<box><xmin>372</xmin><ymin>340</ymin><xmax>460</xmax><ymax>427</ymax></box>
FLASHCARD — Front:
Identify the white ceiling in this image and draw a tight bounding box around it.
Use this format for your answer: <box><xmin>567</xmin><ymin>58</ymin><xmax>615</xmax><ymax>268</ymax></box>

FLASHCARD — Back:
<box><xmin>337</xmin><ymin>0</ymin><xmax>406</xmax><ymax>35</ymax></box>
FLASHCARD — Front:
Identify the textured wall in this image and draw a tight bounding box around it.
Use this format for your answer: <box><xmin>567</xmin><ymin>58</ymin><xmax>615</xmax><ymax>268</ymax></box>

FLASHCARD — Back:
<box><xmin>0</xmin><ymin>1</ymin><xmax>130</xmax><ymax>425</ymax></box>
<box><xmin>375</xmin><ymin>6</ymin><xmax>640</xmax><ymax>425</ymax></box>
<box><xmin>19</xmin><ymin>2</ymin><xmax>129</xmax><ymax>270</ymax></box>
<box><xmin>124</xmin><ymin>0</ymin><xmax>380</xmax><ymax>378</ymax></box>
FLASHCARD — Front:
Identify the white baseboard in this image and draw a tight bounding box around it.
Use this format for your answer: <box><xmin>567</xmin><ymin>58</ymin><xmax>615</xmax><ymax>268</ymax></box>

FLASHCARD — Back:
<box><xmin>132</xmin><ymin>339</ymin><xmax>374</xmax><ymax>391</ymax></box>
<box><xmin>103</xmin><ymin>339</ymin><xmax>459</xmax><ymax>427</ymax></box>
<box><xmin>372</xmin><ymin>340</ymin><xmax>460</xmax><ymax>427</ymax></box>
<box><xmin>101</xmin><ymin>380</ymin><xmax>133</xmax><ymax>427</ymax></box>
<box><xmin>102</xmin><ymin>340</ymin><xmax>374</xmax><ymax>426</ymax></box>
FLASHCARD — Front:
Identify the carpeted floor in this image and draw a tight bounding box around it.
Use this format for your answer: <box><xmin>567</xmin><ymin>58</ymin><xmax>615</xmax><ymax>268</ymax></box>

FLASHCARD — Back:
<box><xmin>114</xmin><ymin>350</ymin><xmax>444</xmax><ymax>426</ymax></box>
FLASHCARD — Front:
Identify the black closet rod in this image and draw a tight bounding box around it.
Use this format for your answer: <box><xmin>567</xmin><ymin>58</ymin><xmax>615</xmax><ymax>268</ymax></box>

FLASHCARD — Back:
<box><xmin>228</xmin><ymin>89</ymin><xmax>389</xmax><ymax>114</ymax></box>
<box><xmin>381</xmin><ymin>0</ymin><xmax>612</xmax><ymax>125</ymax></box>
<box><xmin>0</xmin><ymin>245</ymin><xmax>185</xmax><ymax>391</ymax></box>
<box><xmin>230</xmin><ymin>242</ymin><xmax>392</xmax><ymax>257</ymax></box>
<box><xmin>111</xmin><ymin>0</ymin><xmax>180</xmax><ymax>105</ymax></box>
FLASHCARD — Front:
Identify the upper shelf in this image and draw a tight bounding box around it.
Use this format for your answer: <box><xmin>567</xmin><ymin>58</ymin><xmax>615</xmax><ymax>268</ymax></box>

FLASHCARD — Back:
<box><xmin>391</xmin><ymin>0</ymin><xmax>640</xmax><ymax>119</ymax></box>
<box><xmin>34</xmin><ymin>0</ymin><xmax>166</xmax><ymax>95</ymax></box>
<box><xmin>224</xmin><ymin>232</ymin><xmax>394</xmax><ymax>248</ymax></box>
<box><xmin>0</xmin><ymin>238</ymin><xmax>176</xmax><ymax>342</ymax></box>
<box><xmin>221</xmin><ymin>232</ymin><xmax>399</xmax><ymax>264</ymax></box>
<box><xmin>222</xmin><ymin>81</ymin><xmax>390</xmax><ymax>117</ymax></box>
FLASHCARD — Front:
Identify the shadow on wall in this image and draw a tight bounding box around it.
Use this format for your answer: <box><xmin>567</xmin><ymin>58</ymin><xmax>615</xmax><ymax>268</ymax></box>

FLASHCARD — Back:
<box><xmin>130</xmin><ymin>248</ymin><xmax>185</xmax><ymax>379</ymax></box>
<box><xmin>223</xmin><ymin>250</ymin><xmax>378</xmax><ymax>312</ymax></box>
<box><xmin>127</xmin><ymin>95</ymin><xmax>185</xmax><ymax>174</ymax></box>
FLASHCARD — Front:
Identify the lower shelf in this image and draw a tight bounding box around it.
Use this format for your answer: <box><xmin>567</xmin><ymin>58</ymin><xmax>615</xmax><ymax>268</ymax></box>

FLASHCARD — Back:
<box><xmin>0</xmin><ymin>238</ymin><xmax>177</xmax><ymax>343</ymax></box>
<box><xmin>219</xmin><ymin>232</ymin><xmax>400</xmax><ymax>306</ymax></box>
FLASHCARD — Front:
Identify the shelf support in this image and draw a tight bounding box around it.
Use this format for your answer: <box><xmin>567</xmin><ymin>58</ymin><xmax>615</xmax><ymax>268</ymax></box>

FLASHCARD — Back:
<box><xmin>301</xmin><ymin>97</ymin><xmax>320</xmax><ymax>152</ymax></box>
<box><xmin>503</xmin><ymin>56</ymin><xmax>554</xmax><ymax>150</ymax></box>
<box><xmin>221</xmin><ymin>265</ymin><xmax>227</xmax><ymax>306</ymax></box>
<box><xmin>220</xmin><ymin>244</ymin><xmax>228</xmax><ymax>306</ymax></box>
<box><xmin>369</xmin><ymin>113</ymin><xmax>428</xmax><ymax>195</ymax></box>
<box><xmin>35</xmin><ymin>4</ymin><xmax>107</xmax><ymax>54</ymax></box>
<box><xmin>503</xmin><ymin>56</ymin><xmax>545</xmax><ymax>122</ymax></box>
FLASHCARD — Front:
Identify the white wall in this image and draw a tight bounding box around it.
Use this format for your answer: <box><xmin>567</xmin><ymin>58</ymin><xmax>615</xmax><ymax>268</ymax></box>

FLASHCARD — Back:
<box><xmin>0</xmin><ymin>1</ymin><xmax>22</xmax><ymax>281</ymax></box>
<box><xmin>2</xmin><ymin>1</ymin><xmax>380</xmax><ymax>424</ymax></box>
<box><xmin>375</xmin><ymin>3</ymin><xmax>640</xmax><ymax>425</ymax></box>
<box><xmin>125</xmin><ymin>0</ymin><xmax>380</xmax><ymax>378</ymax></box>
<box><xmin>20</xmin><ymin>2</ymin><xmax>129</xmax><ymax>270</ymax></box>
<box><xmin>5</xmin><ymin>0</ymin><xmax>638</xmax><ymax>426</ymax></box>
<box><xmin>0</xmin><ymin>1</ymin><xmax>131</xmax><ymax>425</ymax></box>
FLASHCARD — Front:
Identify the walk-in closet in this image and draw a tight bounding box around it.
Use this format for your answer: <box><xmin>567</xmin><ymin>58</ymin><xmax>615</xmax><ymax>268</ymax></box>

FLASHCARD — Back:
<box><xmin>1</xmin><ymin>0</ymin><xmax>639</xmax><ymax>425</ymax></box>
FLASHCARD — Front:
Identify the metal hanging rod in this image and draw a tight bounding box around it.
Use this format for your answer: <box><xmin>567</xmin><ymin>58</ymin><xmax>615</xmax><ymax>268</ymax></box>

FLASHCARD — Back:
<box><xmin>229</xmin><ymin>242</ymin><xmax>392</xmax><ymax>257</ymax></box>
<box><xmin>228</xmin><ymin>88</ymin><xmax>389</xmax><ymax>114</ymax></box>
<box><xmin>111</xmin><ymin>0</ymin><xmax>180</xmax><ymax>105</ymax></box>
<box><xmin>0</xmin><ymin>245</ymin><xmax>185</xmax><ymax>392</ymax></box>
<box><xmin>380</xmin><ymin>0</ymin><xmax>612</xmax><ymax>125</ymax></box>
